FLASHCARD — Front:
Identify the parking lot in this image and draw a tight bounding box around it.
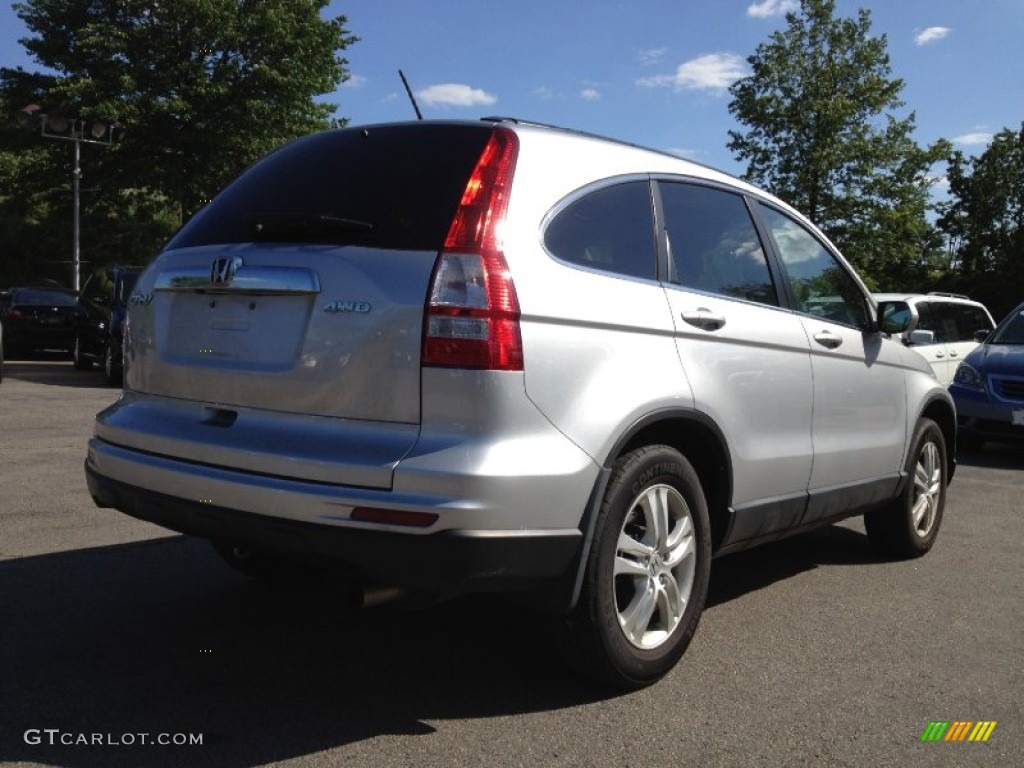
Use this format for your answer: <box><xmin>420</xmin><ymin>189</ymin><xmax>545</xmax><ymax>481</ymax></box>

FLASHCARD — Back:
<box><xmin>0</xmin><ymin>359</ymin><xmax>1021</xmax><ymax>768</ymax></box>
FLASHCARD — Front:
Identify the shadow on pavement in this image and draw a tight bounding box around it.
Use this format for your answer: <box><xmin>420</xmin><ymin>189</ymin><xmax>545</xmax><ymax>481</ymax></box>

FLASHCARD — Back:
<box><xmin>1</xmin><ymin>359</ymin><xmax>115</xmax><ymax>389</ymax></box>
<box><xmin>0</xmin><ymin>523</ymin><xmax>882</xmax><ymax>767</ymax></box>
<box><xmin>956</xmin><ymin>442</ymin><xmax>1024</xmax><ymax>469</ymax></box>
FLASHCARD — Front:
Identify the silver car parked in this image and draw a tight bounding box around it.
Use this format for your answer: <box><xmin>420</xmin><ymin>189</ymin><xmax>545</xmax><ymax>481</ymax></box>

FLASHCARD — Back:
<box><xmin>86</xmin><ymin>119</ymin><xmax>956</xmax><ymax>688</ymax></box>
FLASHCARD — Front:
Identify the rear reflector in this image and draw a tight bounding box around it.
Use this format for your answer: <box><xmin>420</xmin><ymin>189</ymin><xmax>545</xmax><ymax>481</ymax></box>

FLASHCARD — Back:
<box><xmin>423</xmin><ymin>128</ymin><xmax>523</xmax><ymax>371</ymax></box>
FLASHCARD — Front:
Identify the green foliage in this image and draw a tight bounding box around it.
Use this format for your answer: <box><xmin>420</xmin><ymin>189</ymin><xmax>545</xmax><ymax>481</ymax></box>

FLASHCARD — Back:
<box><xmin>727</xmin><ymin>0</ymin><xmax>950</xmax><ymax>291</ymax></box>
<box><xmin>0</xmin><ymin>0</ymin><xmax>356</xmax><ymax>287</ymax></box>
<box><xmin>938</xmin><ymin>125</ymin><xmax>1024</xmax><ymax>319</ymax></box>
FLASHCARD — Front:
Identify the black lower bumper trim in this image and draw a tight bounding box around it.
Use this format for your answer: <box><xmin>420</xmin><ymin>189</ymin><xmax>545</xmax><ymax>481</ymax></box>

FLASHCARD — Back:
<box><xmin>86</xmin><ymin>462</ymin><xmax>582</xmax><ymax>596</ymax></box>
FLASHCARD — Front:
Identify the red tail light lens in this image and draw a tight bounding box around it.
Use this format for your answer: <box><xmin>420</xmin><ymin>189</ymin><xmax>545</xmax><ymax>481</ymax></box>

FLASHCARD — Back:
<box><xmin>423</xmin><ymin>128</ymin><xmax>523</xmax><ymax>371</ymax></box>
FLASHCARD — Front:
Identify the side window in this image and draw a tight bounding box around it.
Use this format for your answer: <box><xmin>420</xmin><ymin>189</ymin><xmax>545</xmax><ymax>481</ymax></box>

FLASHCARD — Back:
<box><xmin>956</xmin><ymin>304</ymin><xmax>993</xmax><ymax>339</ymax></box>
<box><xmin>932</xmin><ymin>303</ymin><xmax>961</xmax><ymax>343</ymax></box>
<box><xmin>660</xmin><ymin>182</ymin><xmax>778</xmax><ymax>306</ymax></box>
<box><xmin>83</xmin><ymin>270</ymin><xmax>112</xmax><ymax>303</ymax></box>
<box><xmin>544</xmin><ymin>181</ymin><xmax>657</xmax><ymax>280</ymax></box>
<box><xmin>81</xmin><ymin>273</ymin><xmax>102</xmax><ymax>303</ymax></box>
<box><xmin>916</xmin><ymin>302</ymin><xmax>938</xmax><ymax>340</ymax></box>
<box><xmin>758</xmin><ymin>204</ymin><xmax>870</xmax><ymax>329</ymax></box>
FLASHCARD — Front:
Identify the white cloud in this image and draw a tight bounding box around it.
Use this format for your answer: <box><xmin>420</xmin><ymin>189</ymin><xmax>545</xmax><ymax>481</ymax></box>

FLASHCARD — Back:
<box><xmin>747</xmin><ymin>0</ymin><xmax>799</xmax><ymax>18</ymax></box>
<box><xmin>416</xmin><ymin>83</ymin><xmax>497</xmax><ymax>107</ymax></box>
<box><xmin>580</xmin><ymin>88</ymin><xmax>601</xmax><ymax>101</ymax></box>
<box><xmin>915</xmin><ymin>26</ymin><xmax>952</xmax><ymax>46</ymax></box>
<box><xmin>954</xmin><ymin>132</ymin><xmax>993</xmax><ymax>146</ymax></box>
<box><xmin>638</xmin><ymin>47</ymin><xmax>668</xmax><ymax>65</ymax></box>
<box><xmin>532</xmin><ymin>86</ymin><xmax>556</xmax><ymax>100</ymax></box>
<box><xmin>666</xmin><ymin>147</ymin><xmax>700</xmax><ymax>160</ymax></box>
<box><xmin>340</xmin><ymin>74</ymin><xmax>367</xmax><ymax>89</ymax></box>
<box><xmin>637</xmin><ymin>53</ymin><xmax>749</xmax><ymax>92</ymax></box>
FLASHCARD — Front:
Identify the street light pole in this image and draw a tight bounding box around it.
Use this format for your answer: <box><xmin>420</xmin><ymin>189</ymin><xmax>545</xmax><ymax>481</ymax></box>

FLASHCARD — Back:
<box><xmin>23</xmin><ymin>109</ymin><xmax>120</xmax><ymax>292</ymax></box>
<box><xmin>72</xmin><ymin>135</ymin><xmax>81</xmax><ymax>292</ymax></box>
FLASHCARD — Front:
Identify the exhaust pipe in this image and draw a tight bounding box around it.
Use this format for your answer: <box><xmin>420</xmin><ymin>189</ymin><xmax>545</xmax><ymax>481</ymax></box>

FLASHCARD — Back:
<box><xmin>357</xmin><ymin>585</ymin><xmax>410</xmax><ymax>609</ymax></box>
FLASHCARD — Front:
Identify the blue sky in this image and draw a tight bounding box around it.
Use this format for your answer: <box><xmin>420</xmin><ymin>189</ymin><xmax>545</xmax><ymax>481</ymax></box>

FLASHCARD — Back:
<box><xmin>3</xmin><ymin>0</ymin><xmax>1023</xmax><ymax>179</ymax></box>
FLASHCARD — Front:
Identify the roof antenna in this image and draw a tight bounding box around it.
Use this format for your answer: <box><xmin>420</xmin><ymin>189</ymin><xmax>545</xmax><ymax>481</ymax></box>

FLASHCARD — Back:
<box><xmin>398</xmin><ymin>70</ymin><xmax>423</xmax><ymax>120</ymax></box>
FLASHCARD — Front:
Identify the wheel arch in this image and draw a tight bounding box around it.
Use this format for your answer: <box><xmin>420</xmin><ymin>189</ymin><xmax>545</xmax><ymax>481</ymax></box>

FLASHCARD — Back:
<box><xmin>539</xmin><ymin>408</ymin><xmax>735</xmax><ymax>615</ymax></box>
<box><xmin>918</xmin><ymin>395</ymin><xmax>957</xmax><ymax>481</ymax></box>
<box><xmin>608</xmin><ymin>410</ymin><xmax>734</xmax><ymax>552</ymax></box>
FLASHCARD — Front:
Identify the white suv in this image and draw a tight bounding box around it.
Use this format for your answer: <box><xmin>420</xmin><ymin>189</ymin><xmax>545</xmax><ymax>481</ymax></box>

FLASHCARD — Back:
<box><xmin>874</xmin><ymin>292</ymin><xmax>995</xmax><ymax>386</ymax></box>
<box><xmin>87</xmin><ymin>119</ymin><xmax>956</xmax><ymax>688</ymax></box>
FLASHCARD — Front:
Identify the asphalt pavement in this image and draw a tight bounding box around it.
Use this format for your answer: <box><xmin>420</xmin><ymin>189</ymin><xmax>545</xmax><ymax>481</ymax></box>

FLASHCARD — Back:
<box><xmin>0</xmin><ymin>359</ymin><xmax>1021</xmax><ymax>768</ymax></box>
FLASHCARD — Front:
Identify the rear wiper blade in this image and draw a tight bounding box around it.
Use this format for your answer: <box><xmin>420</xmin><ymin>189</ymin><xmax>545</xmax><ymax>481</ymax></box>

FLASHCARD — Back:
<box><xmin>249</xmin><ymin>213</ymin><xmax>373</xmax><ymax>241</ymax></box>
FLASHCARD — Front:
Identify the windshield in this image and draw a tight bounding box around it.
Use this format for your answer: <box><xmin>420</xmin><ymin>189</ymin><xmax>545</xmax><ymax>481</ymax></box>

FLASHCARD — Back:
<box><xmin>989</xmin><ymin>307</ymin><xmax>1024</xmax><ymax>345</ymax></box>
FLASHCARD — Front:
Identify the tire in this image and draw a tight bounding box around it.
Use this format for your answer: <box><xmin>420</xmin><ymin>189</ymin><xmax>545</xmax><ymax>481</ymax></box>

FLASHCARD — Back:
<box><xmin>73</xmin><ymin>336</ymin><xmax>92</xmax><ymax>370</ymax></box>
<box><xmin>864</xmin><ymin>418</ymin><xmax>947</xmax><ymax>558</ymax></box>
<box><xmin>566</xmin><ymin>445</ymin><xmax>712</xmax><ymax>689</ymax></box>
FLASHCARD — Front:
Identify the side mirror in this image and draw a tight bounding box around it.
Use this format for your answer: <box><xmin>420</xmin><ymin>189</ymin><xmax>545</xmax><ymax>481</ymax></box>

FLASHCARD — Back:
<box><xmin>907</xmin><ymin>329</ymin><xmax>935</xmax><ymax>345</ymax></box>
<box><xmin>876</xmin><ymin>300</ymin><xmax>916</xmax><ymax>335</ymax></box>
<box><xmin>974</xmin><ymin>329</ymin><xmax>990</xmax><ymax>343</ymax></box>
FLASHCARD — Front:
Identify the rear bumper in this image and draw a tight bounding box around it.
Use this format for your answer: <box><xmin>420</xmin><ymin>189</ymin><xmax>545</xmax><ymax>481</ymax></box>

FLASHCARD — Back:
<box><xmin>86</xmin><ymin>458</ymin><xmax>583</xmax><ymax>597</ymax></box>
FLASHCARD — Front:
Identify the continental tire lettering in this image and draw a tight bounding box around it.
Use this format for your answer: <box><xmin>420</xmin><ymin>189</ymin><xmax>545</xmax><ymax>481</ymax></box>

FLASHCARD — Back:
<box><xmin>631</xmin><ymin>463</ymin><xmax>679</xmax><ymax>494</ymax></box>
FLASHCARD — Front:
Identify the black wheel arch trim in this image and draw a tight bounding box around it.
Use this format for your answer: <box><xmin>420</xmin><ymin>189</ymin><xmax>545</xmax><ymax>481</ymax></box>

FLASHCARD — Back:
<box><xmin>914</xmin><ymin>393</ymin><xmax>957</xmax><ymax>483</ymax></box>
<box><xmin>557</xmin><ymin>407</ymin><xmax>735</xmax><ymax>613</ymax></box>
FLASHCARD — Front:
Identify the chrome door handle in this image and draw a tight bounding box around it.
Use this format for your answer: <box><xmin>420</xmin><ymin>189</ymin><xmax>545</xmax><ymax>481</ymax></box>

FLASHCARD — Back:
<box><xmin>935</xmin><ymin>351</ymin><xmax>946</xmax><ymax>358</ymax></box>
<box><xmin>813</xmin><ymin>330</ymin><xmax>843</xmax><ymax>349</ymax></box>
<box><xmin>681</xmin><ymin>308</ymin><xmax>726</xmax><ymax>331</ymax></box>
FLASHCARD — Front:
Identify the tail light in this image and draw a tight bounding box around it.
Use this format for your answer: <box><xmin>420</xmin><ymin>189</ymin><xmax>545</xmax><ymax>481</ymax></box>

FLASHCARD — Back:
<box><xmin>423</xmin><ymin>128</ymin><xmax>523</xmax><ymax>371</ymax></box>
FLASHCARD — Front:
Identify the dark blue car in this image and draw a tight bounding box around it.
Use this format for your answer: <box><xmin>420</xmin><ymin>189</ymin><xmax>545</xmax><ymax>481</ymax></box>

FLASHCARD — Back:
<box><xmin>950</xmin><ymin>301</ymin><xmax>1024</xmax><ymax>449</ymax></box>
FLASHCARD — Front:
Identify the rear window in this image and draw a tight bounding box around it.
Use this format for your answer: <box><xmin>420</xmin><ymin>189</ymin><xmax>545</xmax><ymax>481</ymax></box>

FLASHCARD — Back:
<box><xmin>168</xmin><ymin>124</ymin><xmax>494</xmax><ymax>252</ymax></box>
<box><xmin>544</xmin><ymin>181</ymin><xmax>657</xmax><ymax>280</ymax></box>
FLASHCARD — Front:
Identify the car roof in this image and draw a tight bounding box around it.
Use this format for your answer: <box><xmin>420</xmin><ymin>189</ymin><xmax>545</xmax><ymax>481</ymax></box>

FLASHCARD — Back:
<box><xmin>873</xmin><ymin>292</ymin><xmax>986</xmax><ymax>307</ymax></box>
<box><xmin>362</xmin><ymin>117</ymin><xmax>794</xmax><ymax>213</ymax></box>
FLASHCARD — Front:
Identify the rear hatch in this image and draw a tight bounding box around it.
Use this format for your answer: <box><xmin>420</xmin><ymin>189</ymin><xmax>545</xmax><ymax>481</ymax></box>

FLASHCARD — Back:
<box><xmin>9</xmin><ymin>289</ymin><xmax>77</xmax><ymax>336</ymax></box>
<box><xmin>127</xmin><ymin>123</ymin><xmax>495</xmax><ymax>423</ymax></box>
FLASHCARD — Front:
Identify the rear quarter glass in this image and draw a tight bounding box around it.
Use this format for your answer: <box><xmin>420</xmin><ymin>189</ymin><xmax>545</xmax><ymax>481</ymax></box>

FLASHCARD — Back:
<box><xmin>169</xmin><ymin>123</ymin><xmax>494</xmax><ymax>252</ymax></box>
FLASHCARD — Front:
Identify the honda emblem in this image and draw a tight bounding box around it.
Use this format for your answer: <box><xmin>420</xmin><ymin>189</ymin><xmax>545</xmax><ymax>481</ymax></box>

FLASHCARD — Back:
<box><xmin>210</xmin><ymin>256</ymin><xmax>243</xmax><ymax>285</ymax></box>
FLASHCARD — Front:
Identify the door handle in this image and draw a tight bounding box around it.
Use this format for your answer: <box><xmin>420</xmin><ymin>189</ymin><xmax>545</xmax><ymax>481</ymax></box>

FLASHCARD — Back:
<box><xmin>681</xmin><ymin>308</ymin><xmax>726</xmax><ymax>331</ymax></box>
<box><xmin>949</xmin><ymin>350</ymin><xmax>959</xmax><ymax>358</ymax></box>
<box><xmin>812</xmin><ymin>330</ymin><xmax>843</xmax><ymax>349</ymax></box>
<box><xmin>934</xmin><ymin>351</ymin><xmax>946</xmax><ymax>358</ymax></box>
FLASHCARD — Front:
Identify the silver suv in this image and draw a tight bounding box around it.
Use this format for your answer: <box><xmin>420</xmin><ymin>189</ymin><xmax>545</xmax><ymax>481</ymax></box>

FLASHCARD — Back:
<box><xmin>86</xmin><ymin>119</ymin><xmax>955</xmax><ymax>688</ymax></box>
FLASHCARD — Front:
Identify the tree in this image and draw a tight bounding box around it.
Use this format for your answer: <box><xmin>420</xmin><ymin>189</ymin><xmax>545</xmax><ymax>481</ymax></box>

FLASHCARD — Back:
<box><xmin>938</xmin><ymin>125</ymin><xmax>1024</xmax><ymax>319</ymax></box>
<box><xmin>0</xmin><ymin>0</ymin><xmax>357</xmax><ymax>285</ymax></box>
<box><xmin>727</xmin><ymin>0</ymin><xmax>950</xmax><ymax>290</ymax></box>
<box><xmin>0</xmin><ymin>90</ymin><xmax>74</xmax><ymax>285</ymax></box>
